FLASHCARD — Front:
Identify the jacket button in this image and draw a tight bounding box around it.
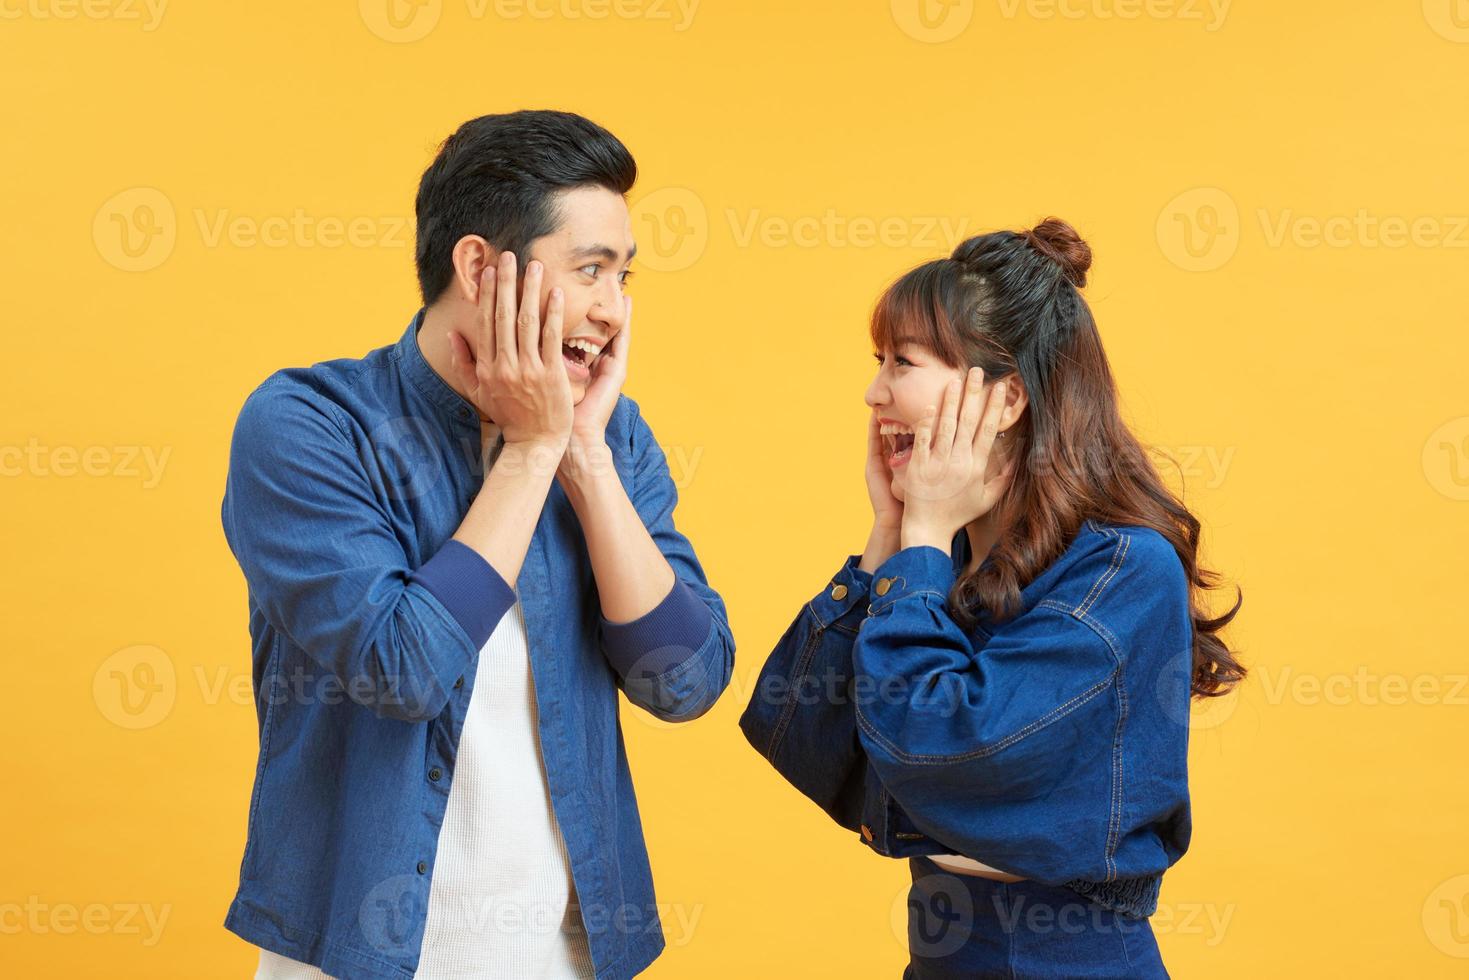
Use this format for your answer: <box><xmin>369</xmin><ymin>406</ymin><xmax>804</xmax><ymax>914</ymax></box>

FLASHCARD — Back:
<box><xmin>453</xmin><ymin>676</ymin><xmax>464</xmax><ymax>690</ymax></box>
<box><xmin>875</xmin><ymin>578</ymin><xmax>892</xmax><ymax>597</ymax></box>
<box><xmin>830</xmin><ymin>584</ymin><xmax>848</xmax><ymax>601</ymax></box>
<box><xmin>428</xmin><ymin>767</ymin><xmax>443</xmax><ymax>782</ymax></box>
<box><xmin>860</xmin><ymin>824</ymin><xmax>874</xmax><ymax>842</ymax></box>
<box><xmin>416</xmin><ymin>861</ymin><xmax>428</xmax><ymax>875</ymax></box>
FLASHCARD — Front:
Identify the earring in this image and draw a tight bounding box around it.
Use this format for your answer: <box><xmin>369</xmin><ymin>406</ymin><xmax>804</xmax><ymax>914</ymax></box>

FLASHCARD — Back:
<box><xmin>997</xmin><ymin>431</ymin><xmax>1007</xmax><ymax>439</ymax></box>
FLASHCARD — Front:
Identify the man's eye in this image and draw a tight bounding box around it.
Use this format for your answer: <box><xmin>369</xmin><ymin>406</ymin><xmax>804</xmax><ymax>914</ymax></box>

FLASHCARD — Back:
<box><xmin>580</xmin><ymin>264</ymin><xmax>600</xmax><ymax>278</ymax></box>
<box><xmin>618</xmin><ymin>269</ymin><xmax>634</xmax><ymax>286</ymax></box>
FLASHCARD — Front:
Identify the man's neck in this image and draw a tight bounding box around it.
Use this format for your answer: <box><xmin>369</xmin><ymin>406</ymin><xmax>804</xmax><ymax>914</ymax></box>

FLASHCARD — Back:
<box><xmin>418</xmin><ymin>303</ymin><xmax>475</xmax><ymax>406</ymax></box>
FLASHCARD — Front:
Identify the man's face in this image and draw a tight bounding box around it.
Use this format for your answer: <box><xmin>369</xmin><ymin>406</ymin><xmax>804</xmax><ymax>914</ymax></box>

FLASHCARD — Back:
<box><xmin>524</xmin><ymin>185</ymin><xmax>636</xmax><ymax>405</ymax></box>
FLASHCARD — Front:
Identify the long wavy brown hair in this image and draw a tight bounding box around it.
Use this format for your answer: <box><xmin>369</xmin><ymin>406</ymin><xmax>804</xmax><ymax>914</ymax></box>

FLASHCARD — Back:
<box><xmin>871</xmin><ymin>218</ymin><xmax>1244</xmax><ymax>699</ymax></box>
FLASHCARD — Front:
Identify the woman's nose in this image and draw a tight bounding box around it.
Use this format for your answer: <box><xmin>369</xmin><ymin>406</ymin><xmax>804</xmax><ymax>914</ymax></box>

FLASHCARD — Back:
<box><xmin>864</xmin><ymin>377</ymin><xmax>885</xmax><ymax>409</ymax></box>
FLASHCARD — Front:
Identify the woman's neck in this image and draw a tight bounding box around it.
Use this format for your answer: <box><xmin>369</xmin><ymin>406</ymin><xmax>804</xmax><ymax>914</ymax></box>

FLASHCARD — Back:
<box><xmin>964</xmin><ymin>515</ymin><xmax>1002</xmax><ymax>576</ymax></box>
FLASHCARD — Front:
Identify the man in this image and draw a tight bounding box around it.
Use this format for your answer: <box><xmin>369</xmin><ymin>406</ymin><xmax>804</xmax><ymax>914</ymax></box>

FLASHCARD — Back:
<box><xmin>220</xmin><ymin>110</ymin><xmax>733</xmax><ymax>979</ymax></box>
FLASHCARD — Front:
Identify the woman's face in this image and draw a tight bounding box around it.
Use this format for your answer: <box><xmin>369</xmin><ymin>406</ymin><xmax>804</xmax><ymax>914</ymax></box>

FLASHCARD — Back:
<box><xmin>864</xmin><ymin>341</ymin><xmax>968</xmax><ymax>502</ymax></box>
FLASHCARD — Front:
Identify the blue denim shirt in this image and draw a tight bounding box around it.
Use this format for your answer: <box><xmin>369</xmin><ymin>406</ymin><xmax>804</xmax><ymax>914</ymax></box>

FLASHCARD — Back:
<box><xmin>220</xmin><ymin>310</ymin><xmax>734</xmax><ymax>980</ymax></box>
<box><xmin>740</xmin><ymin>520</ymin><xmax>1193</xmax><ymax>919</ymax></box>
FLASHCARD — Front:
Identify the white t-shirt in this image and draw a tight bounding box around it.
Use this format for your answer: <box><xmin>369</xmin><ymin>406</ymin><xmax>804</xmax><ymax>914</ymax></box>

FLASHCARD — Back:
<box><xmin>255</xmin><ymin>598</ymin><xmax>595</xmax><ymax>979</ymax></box>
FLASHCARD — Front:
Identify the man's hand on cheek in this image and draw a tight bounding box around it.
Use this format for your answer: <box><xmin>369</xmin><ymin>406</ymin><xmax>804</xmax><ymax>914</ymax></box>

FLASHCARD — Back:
<box><xmin>569</xmin><ymin>295</ymin><xmax>632</xmax><ymax>447</ymax></box>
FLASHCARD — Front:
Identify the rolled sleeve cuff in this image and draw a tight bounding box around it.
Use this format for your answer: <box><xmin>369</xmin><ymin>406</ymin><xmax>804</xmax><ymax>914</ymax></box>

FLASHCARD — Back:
<box><xmin>809</xmin><ymin>554</ymin><xmax>874</xmax><ymax>628</ymax></box>
<box><xmin>870</xmin><ymin>545</ymin><xmax>957</xmax><ymax>613</ymax></box>
<box><xmin>600</xmin><ymin>578</ymin><xmax>713</xmax><ymax>678</ymax></box>
<box><xmin>409</xmin><ymin>539</ymin><xmax>517</xmax><ymax>650</ymax></box>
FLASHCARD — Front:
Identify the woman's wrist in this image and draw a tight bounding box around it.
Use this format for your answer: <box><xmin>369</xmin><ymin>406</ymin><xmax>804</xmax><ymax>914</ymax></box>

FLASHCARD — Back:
<box><xmin>859</xmin><ymin>521</ymin><xmax>903</xmax><ymax>574</ymax></box>
<box><xmin>900</xmin><ymin>519</ymin><xmax>955</xmax><ymax>555</ymax></box>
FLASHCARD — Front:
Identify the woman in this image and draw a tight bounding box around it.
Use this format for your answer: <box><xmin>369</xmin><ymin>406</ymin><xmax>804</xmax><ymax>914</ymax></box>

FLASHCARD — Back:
<box><xmin>740</xmin><ymin>219</ymin><xmax>1243</xmax><ymax>978</ymax></box>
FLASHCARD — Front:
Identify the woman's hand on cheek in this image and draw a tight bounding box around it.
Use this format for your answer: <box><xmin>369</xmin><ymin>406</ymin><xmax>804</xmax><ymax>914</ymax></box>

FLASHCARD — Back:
<box><xmin>900</xmin><ymin>368</ymin><xmax>1013</xmax><ymax>553</ymax></box>
<box><xmin>866</xmin><ymin>412</ymin><xmax>905</xmax><ymax>529</ymax></box>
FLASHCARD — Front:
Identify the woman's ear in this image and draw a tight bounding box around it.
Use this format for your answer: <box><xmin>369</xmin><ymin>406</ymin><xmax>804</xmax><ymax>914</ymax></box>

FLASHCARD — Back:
<box><xmin>448</xmin><ymin>235</ymin><xmax>501</xmax><ymax>304</ymax></box>
<box><xmin>998</xmin><ymin>374</ymin><xmax>1028</xmax><ymax>434</ymax></box>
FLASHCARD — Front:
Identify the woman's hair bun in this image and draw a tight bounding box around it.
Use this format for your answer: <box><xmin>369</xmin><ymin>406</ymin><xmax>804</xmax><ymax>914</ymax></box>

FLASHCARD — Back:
<box><xmin>1025</xmin><ymin>218</ymin><xmax>1091</xmax><ymax>288</ymax></box>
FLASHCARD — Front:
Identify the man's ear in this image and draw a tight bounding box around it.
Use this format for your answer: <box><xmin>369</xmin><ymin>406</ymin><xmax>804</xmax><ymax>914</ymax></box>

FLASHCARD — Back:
<box><xmin>448</xmin><ymin>235</ymin><xmax>501</xmax><ymax>304</ymax></box>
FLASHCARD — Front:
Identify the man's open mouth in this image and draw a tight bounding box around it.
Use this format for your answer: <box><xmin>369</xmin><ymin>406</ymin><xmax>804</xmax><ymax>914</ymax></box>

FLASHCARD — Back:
<box><xmin>561</xmin><ymin>338</ymin><xmax>603</xmax><ymax>377</ymax></box>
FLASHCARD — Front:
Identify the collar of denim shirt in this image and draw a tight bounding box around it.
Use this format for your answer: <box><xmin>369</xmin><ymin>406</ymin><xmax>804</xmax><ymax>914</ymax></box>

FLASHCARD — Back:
<box><xmin>391</xmin><ymin>307</ymin><xmax>483</xmax><ymax>430</ymax></box>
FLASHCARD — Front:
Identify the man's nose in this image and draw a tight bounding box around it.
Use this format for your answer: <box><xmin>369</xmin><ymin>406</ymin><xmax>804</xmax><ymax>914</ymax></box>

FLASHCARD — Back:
<box><xmin>589</xmin><ymin>281</ymin><xmax>626</xmax><ymax>332</ymax></box>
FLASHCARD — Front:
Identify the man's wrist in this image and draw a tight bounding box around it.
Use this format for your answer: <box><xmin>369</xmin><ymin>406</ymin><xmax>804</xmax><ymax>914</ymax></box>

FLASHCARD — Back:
<box><xmin>484</xmin><ymin>436</ymin><xmax>568</xmax><ymax>484</ymax></box>
<box><xmin>557</xmin><ymin>438</ymin><xmax>618</xmax><ymax>501</ymax></box>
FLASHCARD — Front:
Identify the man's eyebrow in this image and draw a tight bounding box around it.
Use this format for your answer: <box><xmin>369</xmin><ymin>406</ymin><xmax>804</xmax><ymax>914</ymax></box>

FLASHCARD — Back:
<box><xmin>569</xmin><ymin>242</ymin><xmax>637</xmax><ymax>263</ymax></box>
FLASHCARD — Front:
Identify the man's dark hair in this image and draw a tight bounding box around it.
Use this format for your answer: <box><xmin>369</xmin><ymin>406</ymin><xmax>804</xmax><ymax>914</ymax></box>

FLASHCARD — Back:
<box><xmin>414</xmin><ymin>110</ymin><xmax>638</xmax><ymax>305</ymax></box>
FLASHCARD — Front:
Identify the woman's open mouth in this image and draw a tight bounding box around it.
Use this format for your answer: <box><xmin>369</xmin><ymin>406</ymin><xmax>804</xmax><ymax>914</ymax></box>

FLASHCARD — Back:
<box><xmin>881</xmin><ymin>422</ymin><xmax>916</xmax><ymax>469</ymax></box>
<box><xmin>561</xmin><ymin>337</ymin><xmax>603</xmax><ymax>383</ymax></box>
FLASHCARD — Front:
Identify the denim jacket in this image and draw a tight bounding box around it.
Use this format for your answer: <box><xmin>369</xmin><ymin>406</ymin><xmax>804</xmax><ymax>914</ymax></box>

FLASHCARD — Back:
<box><xmin>740</xmin><ymin>520</ymin><xmax>1193</xmax><ymax>919</ymax></box>
<box><xmin>220</xmin><ymin>310</ymin><xmax>734</xmax><ymax>980</ymax></box>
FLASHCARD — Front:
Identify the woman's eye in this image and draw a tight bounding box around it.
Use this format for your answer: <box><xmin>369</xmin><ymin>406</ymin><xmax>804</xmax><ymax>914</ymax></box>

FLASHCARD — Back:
<box><xmin>896</xmin><ymin>356</ymin><xmax>913</xmax><ymax>367</ymax></box>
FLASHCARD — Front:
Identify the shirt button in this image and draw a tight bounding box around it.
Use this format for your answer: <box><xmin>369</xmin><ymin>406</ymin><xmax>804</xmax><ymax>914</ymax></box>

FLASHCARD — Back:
<box><xmin>417</xmin><ymin>861</ymin><xmax>428</xmax><ymax>875</ymax></box>
<box><xmin>875</xmin><ymin>578</ymin><xmax>892</xmax><ymax>596</ymax></box>
<box><xmin>860</xmin><ymin>824</ymin><xmax>874</xmax><ymax>842</ymax></box>
<box><xmin>428</xmin><ymin>767</ymin><xmax>443</xmax><ymax>782</ymax></box>
<box><xmin>453</xmin><ymin>676</ymin><xmax>464</xmax><ymax>690</ymax></box>
<box><xmin>830</xmin><ymin>584</ymin><xmax>848</xmax><ymax>601</ymax></box>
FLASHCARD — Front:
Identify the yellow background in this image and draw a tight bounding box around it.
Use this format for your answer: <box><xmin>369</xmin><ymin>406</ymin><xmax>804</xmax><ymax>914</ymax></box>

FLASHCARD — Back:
<box><xmin>4</xmin><ymin>0</ymin><xmax>1468</xmax><ymax>975</ymax></box>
